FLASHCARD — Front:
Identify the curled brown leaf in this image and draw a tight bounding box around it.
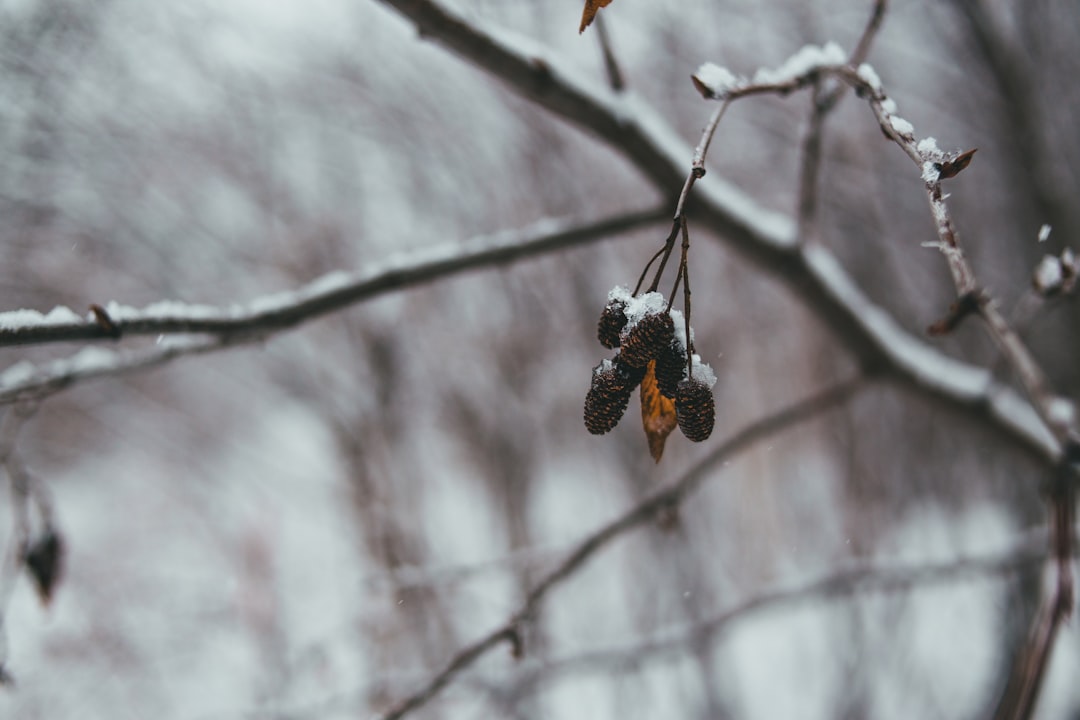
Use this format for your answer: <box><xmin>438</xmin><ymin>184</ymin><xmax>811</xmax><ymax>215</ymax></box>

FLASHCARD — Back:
<box><xmin>579</xmin><ymin>0</ymin><xmax>614</xmax><ymax>33</ymax></box>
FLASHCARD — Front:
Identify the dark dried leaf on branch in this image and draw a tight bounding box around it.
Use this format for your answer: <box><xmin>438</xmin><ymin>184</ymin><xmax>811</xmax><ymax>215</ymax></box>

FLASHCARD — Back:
<box><xmin>926</xmin><ymin>291</ymin><xmax>981</xmax><ymax>336</ymax></box>
<box><xmin>936</xmin><ymin>148</ymin><xmax>977</xmax><ymax>180</ymax></box>
<box><xmin>22</xmin><ymin>530</ymin><xmax>64</xmax><ymax>606</ymax></box>
<box><xmin>579</xmin><ymin>0</ymin><xmax>613</xmax><ymax>33</ymax></box>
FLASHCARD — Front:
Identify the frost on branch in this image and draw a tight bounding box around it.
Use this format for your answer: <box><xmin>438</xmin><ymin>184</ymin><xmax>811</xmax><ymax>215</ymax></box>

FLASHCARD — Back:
<box><xmin>1033</xmin><ymin>249</ymin><xmax>1078</xmax><ymax>297</ymax></box>
<box><xmin>693</xmin><ymin>42</ymin><xmax>846</xmax><ymax>99</ymax></box>
<box><xmin>0</xmin><ymin>306</ymin><xmax>85</xmax><ymax>331</ymax></box>
<box><xmin>692</xmin><ymin>63</ymin><xmax>744</xmax><ymax>100</ymax></box>
<box><xmin>751</xmin><ymin>42</ymin><xmax>846</xmax><ymax>85</ymax></box>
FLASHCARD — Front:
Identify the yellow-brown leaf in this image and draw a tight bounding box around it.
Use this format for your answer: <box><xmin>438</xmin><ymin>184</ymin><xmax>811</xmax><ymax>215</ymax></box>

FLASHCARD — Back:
<box><xmin>579</xmin><ymin>0</ymin><xmax>614</xmax><ymax>33</ymax></box>
<box><xmin>640</xmin><ymin>361</ymin><xmax>677</xmax><ymax>463</ymax></box>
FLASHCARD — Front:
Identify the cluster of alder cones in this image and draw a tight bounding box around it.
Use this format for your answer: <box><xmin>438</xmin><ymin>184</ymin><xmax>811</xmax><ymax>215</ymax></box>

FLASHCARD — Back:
<box><xmin>584</xmin><ymin>286</ymin><xmax>716</xmax><ymax>444</ymax></box>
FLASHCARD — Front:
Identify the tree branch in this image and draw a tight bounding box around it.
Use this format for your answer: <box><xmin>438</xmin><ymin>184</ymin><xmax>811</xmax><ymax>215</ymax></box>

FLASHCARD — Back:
<box><xmin>0</xmin><ymin>209</ymin><xmax>665</xmax><ymax>349</ymax></box>
<box><xmin>379</xmin><ymin>376</ymin><xmax>864</xmax><ymax>719</ymax></box>
<box><xmin>375</xmin><ymin>0</ymin><xmax>1060</xmax><ymax>472</ymax></box>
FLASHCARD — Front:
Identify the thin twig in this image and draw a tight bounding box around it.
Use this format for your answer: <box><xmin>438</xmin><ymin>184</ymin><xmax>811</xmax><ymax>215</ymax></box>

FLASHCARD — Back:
<box><xmin>380</xmin><ymin>376</ymin><xmax>864</xmax><ymax>719</ymax></box>
<box><xmin>796</xmin><ymin>81</ymin><xmax>827</xmax><ymax>245</ymax></box>
<box><xmin>592</xmin><ymin>14</ymin><xmax>625</xmax><ymax>93</ymax></box>
<box><xmin>673</xmin><ymin>99</ymin><xmax>731</xmax><ymax>221</ymax></box>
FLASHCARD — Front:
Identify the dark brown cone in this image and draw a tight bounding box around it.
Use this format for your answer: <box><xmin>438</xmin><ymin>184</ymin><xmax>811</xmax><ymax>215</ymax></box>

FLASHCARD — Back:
<box><xmin>584</xmin><ymin>361</ymin><xmax>635</xmax><ymax>435</ymax></box>
<box><xmin>619</xmin><ymin>312</ymin><xmax>675</xmax><ymax>368</ymax></box>
<box><xmin>675</xmin><ymin>378</ymin><xmax>715</xmax><ymax>442</ymax></box>
<box><xmin>654</xmin><ymin>340</ymin><xmax>686</xmax><ymax>399</ymax></box>
<box><xmin>597</xmin><ymin>300</ymin><xmax>627</xmax><ymax>349</ymax></box>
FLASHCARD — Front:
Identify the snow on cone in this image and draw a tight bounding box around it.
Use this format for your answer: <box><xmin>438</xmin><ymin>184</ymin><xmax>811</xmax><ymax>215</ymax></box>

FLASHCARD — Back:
<box><xmin>597</xmin><ymin>299</ymin><xmax>628</xmax><ymax>349</ymax></box>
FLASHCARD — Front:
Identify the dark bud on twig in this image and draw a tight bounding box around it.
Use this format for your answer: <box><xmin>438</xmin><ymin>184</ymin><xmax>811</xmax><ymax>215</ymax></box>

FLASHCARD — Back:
<box><xmin>654</xmin><ymin>501</ymin><xmax>680</xmax><ymax>532</ymax></box>
<box><xmin>22</xmin><ymin>529</ymin><xmax>64</xmax><ymax>606</ymax></box>
<box><xmin>620</xmin><ymin>312</ymin><xmax>675</xmax><ymax>368</ymax></box>
<box><xmin>654</xmin><ymin>339</ymin><xmax>686</xmax><ymax>399</ymax></box>
<box><xmin>597</xmin><ymin>299</ymin><xmax>628</xmax><ymax>349</ymax></box>
<box><xmin>1033</xmin><ymin>249</ymin><xmax>1078</xmax><ymax>298</ymax></box>
<box><xmin>926</xmin><ymin>291</ymin><xmax>981</xmax><ymax>336</ymax></box>
<box><xmin>936</xmin><ymin>148</ymin><xmax>977</xmax><ymax>180</ymax></box>
<box><xmin>89</xmin><ymin>304</ymin><xmax>121</xmax><ymax>339</ymax></box>
<box><xmin>507</xmin><ymin>625</ymin><xmax>524</xmax><ymax>660</ymax></box>
<box><xmin>675</xmin><ymin>378</ymin><xmax>715</xmax><ymax>442</ymax></box>
<box><xmin>0</xmin><ymin>665</ymin><xmax>13</xmax><ymax>687</ymax></box>
<box><xmin>584</xmin><ymin>359</ymin><xmax>636</xmax><ymax>435</ymax></box>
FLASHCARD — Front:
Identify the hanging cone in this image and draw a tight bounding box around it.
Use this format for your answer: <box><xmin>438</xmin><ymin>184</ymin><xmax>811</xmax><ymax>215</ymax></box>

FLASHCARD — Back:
<box><xmin>620</xmin><ymin>312</ymin><xmax>675</xmax><ymax>368</ymax></box>
<box><xmin>654</xmin><ymin>339</ymin><xmax>686</xmax><ymax>399</ymax></box>
<box><xmin>675</xmin><ymin>377</ymin><xmax>715</xmax><ymax>442</ymax></box>
<box><xmin>597</xmin><ymin>299</ymin><xmax>628</xmax><ymax>349</ymax></box>
<box><xmin>584</xmin><ymin>359</ymin><xmax>635</xmax><ymax>435</ymax></box>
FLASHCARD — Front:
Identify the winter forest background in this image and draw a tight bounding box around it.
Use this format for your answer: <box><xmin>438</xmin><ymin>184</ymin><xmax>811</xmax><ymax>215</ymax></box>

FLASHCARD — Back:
<box><xmin>1</xmin><ymin>0</ymin><xmax>1079</xmax><ymax>718</ymax></box>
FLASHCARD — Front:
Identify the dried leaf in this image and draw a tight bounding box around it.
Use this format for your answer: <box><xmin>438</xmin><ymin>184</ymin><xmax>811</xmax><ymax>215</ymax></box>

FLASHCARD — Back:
<box><xmin>579</xmin><ymin>0</ymin><xmax>613</xmax><ymax>33</ymax></box>
<box><xmin>937</xmin><ymin>148</ymin><xmax>977</xmax><ymax>180</ymax></box>
<box><xmin>640</xmin><ymin>361</ymin><xmax>677</xmax><ymax>463</ymax></box>
<box><xmin>89</xmin><ymin>303</ymin><xmax>121</xmax><ymax>339</ymax></box>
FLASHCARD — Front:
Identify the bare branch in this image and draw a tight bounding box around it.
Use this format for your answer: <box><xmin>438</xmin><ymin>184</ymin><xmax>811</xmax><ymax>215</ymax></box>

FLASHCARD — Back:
<box><xmin>380</xmin><ymin>376</ymin><xmax>864</xmax><ymax>719</ymax></box>
<box><xmin>0</xmin><ymin>337</ymin><xmax>229</xmax><ymax>405</ymax></box>
<box><xmin>0</xmin><ymin>210</ymin><xmax>665</xmax><ymax>348</ymax></box>
<box><xmin>512</xmin><ymin>533</ymin><xmax>1047</xmax><ymax>690</ymax></box>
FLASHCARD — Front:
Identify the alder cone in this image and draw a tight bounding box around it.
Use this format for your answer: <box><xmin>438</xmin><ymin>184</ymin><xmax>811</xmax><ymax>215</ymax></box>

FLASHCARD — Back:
<box><xmin>597</xmin><ymin>301</ymin><xmax>627</xmax><ymax>349</ymax></box>
<box><xmin>675</xmin><ymin>378</ymin><xmax>715</xmax><ymax>442</ymax></box>
<box><xmin>654</xmin><ymin>340</ymin><xmax>685</xmax><ymax>399</ymax></box>
<box><xmin>584</xmin><ymin>361</ymin><xmax>635</xmax><ymax>435</ymax></box>
<box><xmin>620</xmin><ymin>312</ymin><xmax>675</xmax><ymax>368</ymax></box>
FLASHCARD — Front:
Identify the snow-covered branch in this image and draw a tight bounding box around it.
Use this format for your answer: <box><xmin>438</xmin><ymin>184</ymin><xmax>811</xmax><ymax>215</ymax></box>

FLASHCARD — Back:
<box><xmin>378</xmin><ymin>0</ymin><xmax>1059</xmax><ymax>471</ymax></box>
<box><xmin>694</xmin><ymin>40</ymin><xmax>1079</xmax><ymax>720</ymax></box>
<box><xmin>0</xmin><ymin>209</ymin><xmax>665</xmax><ymax>350</ymax></box>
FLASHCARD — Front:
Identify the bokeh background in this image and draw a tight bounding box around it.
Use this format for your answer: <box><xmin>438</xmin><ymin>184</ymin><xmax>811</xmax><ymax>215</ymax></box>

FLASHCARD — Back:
<box><xmin>0</xmin><ymin>0</ymin><xmax>1078</xmax><ymax>717</ymax></box>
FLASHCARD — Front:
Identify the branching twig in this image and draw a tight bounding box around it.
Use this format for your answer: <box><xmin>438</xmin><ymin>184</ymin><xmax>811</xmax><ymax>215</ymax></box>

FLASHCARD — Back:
<box><xmin>376</xmin><ymin>0</ymin><xmax>1059</xmax><ymax>472</ymax></box>
<box><xmin>380</xmin><ymin>376</ymin><xmax>864</xmax><ymax>719</ymax></box>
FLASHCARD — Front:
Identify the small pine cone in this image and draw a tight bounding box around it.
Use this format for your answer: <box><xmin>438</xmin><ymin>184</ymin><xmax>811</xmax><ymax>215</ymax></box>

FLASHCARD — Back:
<box><xmin>675</xmin><ymin>378</ymin><xmax>715</xmax><ymax>442</ymax></box>
<box><xmin>654</xmin><ymin>340</ymin><xmax>686</xmax><ymax>399</ymax></box>
<box><xmin>584</xmin><ymin>361</ymin><xmax>635</xmax><ymax>435</ymax></box>
<box><xmin>597</xmin><ymin>300</ymin><xmax>628</xmax><ymax>349</ymax></box>
<box><xmin>620</xmin><ymin>312</ymin><xmax>675</xmax><ymax>368</ymax></box>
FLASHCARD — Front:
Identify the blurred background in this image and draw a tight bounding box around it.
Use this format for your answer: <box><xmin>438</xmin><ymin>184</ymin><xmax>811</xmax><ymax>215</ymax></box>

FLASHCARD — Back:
<box><xmin>0</xmin><ymin>0</ymin><xmax>1078</xmax><ymax>717</ymax></box>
